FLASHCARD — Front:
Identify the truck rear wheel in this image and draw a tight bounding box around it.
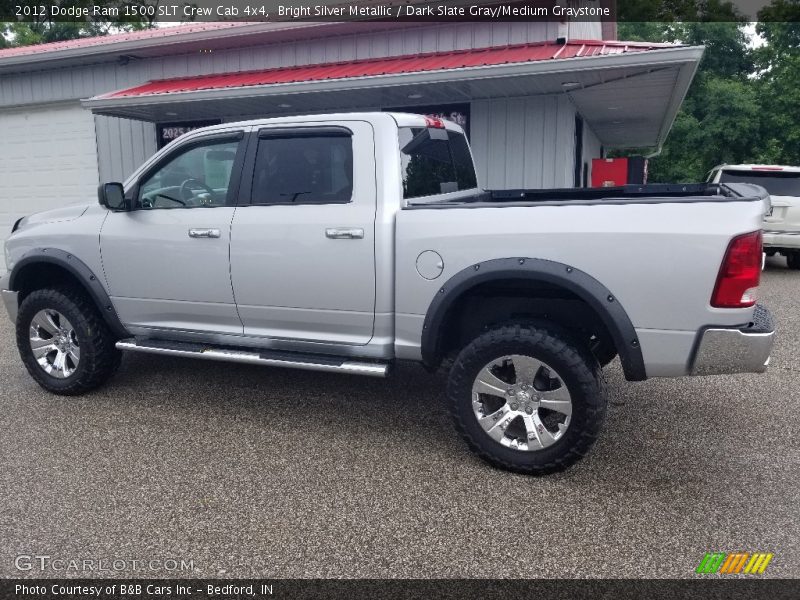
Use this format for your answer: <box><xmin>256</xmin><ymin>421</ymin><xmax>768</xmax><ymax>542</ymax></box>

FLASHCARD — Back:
<box><xmin>447</xmin><ymin>324</ymin><xmax>606</xmax><ymax>475</ymax></box>
<box><xmin>787</xmin><ymin>253</ymin><xmax>800</xmax><ymax>270</ymax></box>
<box><xmin>16</xmin><ymin>287</ymin><xmax>122</xmax><ymax>395</ymax></box>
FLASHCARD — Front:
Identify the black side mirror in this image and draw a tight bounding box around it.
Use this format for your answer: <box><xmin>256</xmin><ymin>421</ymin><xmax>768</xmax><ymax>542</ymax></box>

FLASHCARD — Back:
<box><xmin>98</xmin><ymin>182</ymin><xmax>127</xmax><ymax>211</ymax></box>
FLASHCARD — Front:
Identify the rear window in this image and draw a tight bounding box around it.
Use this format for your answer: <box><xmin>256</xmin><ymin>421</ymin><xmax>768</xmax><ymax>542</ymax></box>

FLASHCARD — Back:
<box><xmin>398</xmin><ymin>127</ymin><xmax>477</xmax><ymax>199</ymax></box>
<box><xmin>719</xmin><ymin>170</ymin><xmax>800</xmax><ymax>196</ymax></box>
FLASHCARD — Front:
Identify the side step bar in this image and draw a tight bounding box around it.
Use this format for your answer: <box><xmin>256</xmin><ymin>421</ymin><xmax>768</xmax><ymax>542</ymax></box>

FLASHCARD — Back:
<box><xmin>115</xmin><ymin>339</ymin><xmax>390</xmax><ymax>378</ymax></box>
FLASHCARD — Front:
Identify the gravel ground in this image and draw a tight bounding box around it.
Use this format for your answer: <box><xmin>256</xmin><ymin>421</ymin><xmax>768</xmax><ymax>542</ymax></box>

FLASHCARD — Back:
<box><xmin>1</xmin><ymin>257</ymin><xmax>798</xmax><ymax>579</ymax></box>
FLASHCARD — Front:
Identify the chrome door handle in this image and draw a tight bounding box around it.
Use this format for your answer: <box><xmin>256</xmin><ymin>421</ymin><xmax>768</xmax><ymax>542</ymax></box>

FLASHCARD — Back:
<box><xmin>325</xmin><ymin>228</ymin><xmax>364</xmax><ymax>239</ymax></box>
<box><xmin>188</xmin><ymin>228</ymin><xmax>220</xmax><ymax>239</ymax></box>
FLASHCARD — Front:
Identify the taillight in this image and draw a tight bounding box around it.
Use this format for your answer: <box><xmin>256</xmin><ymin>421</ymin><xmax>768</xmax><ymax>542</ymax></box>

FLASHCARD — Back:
<box><xmin>711</xmin><ymin>231</ymin><xmax>762</xmax><ymax>308</ymax></box>
<box><xmin>424</xmin><ymin>116</ymin><xmax>445</xmax><ymax>129</ymax></box>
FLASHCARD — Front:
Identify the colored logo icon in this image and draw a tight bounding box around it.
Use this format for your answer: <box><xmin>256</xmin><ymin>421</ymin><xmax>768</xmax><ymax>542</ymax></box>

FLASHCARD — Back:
<box><xmin>696</xmin><ymin>552</ymin><xmax>774</xmax><ymax>574</ymax></box>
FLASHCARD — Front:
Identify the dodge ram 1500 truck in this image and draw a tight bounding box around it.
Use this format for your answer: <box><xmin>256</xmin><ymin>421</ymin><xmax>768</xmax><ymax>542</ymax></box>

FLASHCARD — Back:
<box><xmin>1</xmin><ymin>113</ymin><xmax>776</xmax><ymax>474</ymax></box>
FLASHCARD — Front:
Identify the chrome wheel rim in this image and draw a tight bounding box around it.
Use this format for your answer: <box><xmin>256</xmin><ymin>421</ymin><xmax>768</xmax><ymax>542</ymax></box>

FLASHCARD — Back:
<box><xmin>29</xmin><ymin>309</ymin><xmax>80</xmax><ymax>379</ymax></box>
<box><xmin>471</xmin><ymin>354</ymin><xmax>572</xmax><ymax>451</ymax></box>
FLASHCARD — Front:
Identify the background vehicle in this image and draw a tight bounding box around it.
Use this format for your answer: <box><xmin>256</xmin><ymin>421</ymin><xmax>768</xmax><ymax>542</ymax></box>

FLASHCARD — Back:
<box><xmin>708</xmin><ymin>164</ymin><xmax>800</xmax><ymax>269</ymax></box>
<box><xmin>1</xmin><ymin>113</ymin><xmax>775</xmax><ymax>474</ymax></box>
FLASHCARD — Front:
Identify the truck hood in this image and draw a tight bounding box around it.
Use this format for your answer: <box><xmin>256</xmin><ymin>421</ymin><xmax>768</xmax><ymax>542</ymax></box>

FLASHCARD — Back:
<box><xmin>15</xmin><ymin>205</ymin><xmax>90</xmax><ymax>231</ymax></box>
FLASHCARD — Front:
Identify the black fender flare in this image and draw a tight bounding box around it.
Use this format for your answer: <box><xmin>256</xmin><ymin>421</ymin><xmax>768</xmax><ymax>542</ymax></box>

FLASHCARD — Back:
<box><xmin>9</xmin><ymin>248</ymin><xmax>129</xmax><ymax>339</ymax></box>
<box><xmin>420</xmin><ymin>257</ymin><xmax>646</xmax><ymax>381</ymax></box>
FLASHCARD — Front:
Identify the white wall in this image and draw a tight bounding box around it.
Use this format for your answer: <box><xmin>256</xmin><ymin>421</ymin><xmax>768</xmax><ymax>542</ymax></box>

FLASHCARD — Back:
<box><xmin>582</xmin><ymin>121</ymin><xmax>603</xmax><ymax>186</ymax></box>
<box><xmin>471</xmin><ymin>96</ymin><xmax>577</xmax><ymax>190</ymax></box>
<box><xmin>94</xmin><ymin>116</ymin><xmax>158</xmax><ymax>183</ymax></box>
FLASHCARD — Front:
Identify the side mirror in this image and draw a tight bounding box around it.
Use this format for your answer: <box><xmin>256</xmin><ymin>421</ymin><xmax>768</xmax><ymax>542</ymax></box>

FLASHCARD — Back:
<box><xmin>98</xmin><ymin>182</ymin><xmax>127</xmax><ymax>211</ymax></box>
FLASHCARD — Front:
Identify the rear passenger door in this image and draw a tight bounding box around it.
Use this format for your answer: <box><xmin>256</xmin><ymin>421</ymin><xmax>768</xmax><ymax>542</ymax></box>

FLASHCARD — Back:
<box><xmin>229</xmin><ymin>121</ymin><xmax>377</xmax><ymax>346</ymax></box>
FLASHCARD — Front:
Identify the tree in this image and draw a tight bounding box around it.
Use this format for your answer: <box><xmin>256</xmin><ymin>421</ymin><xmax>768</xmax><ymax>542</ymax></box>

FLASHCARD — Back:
<box><xmin>755</xmin><ymin>1</ymin><xmax>800</xmax><ymax>165</ymax></box>
<box><xmin>0</xmin><ymin>1</ymin><xmax>168</xmax><ymax>48</ymax></box>
<box><xmin>617</xmin><ymin>0</ymin><xmax>763</xmax><ymax>181</ymax></box>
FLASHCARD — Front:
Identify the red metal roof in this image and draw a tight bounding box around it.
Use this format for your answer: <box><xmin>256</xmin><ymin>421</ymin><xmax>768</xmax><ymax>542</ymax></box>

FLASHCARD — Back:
<box><xmin>99</xmin><ymin>39</ymin><xmax>676</xmax><ymax>99</ymax></box>
<box><xmin>0</xmin><ymin>22</ymin><xmax>248</xmax><ymax>58</ymax></box>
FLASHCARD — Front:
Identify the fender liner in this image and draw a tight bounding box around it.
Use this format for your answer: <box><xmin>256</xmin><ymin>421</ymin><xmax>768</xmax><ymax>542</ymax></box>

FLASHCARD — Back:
<box><xmin>421</xmin><ymin>257</ymin><xmax>647</xmax><ymax>381</ymax></box>
<box><xmin>9</xmin><ymin>248</ymin><xmax>129</xmax><ymax>339</ymax></box>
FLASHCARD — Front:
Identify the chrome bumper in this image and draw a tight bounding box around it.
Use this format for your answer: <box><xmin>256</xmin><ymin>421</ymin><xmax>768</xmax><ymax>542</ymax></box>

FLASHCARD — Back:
<box><xmin>0</xmin><ymin>272</ymin><xmax>17</xmax><ymax>323</ymax></box>
<box><xmin>763</xmin><ymin>230</ymin><xmax>800</xmax><ymax>249</ymax></box>
<box><xmin>691</xmin><ymin>305</ymin><xmax>774</xmax><ymax>376</ymax></box>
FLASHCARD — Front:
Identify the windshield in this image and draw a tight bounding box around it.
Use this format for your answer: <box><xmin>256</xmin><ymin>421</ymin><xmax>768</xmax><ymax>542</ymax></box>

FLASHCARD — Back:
<box><xmin>719</xmin><ymin>170</ymin><xmax>800</xmax><ymax>196</ymax></box>
<box><xmin>398</xmin><ymin>127</ymin><xmax>477</xmax><ymax>199</ymax></box>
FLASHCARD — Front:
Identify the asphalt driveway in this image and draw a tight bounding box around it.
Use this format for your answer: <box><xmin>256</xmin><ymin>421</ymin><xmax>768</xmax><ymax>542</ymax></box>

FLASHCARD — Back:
<box><xmin>1</xmin><ymin>257</ymin><xmax>798</xmax><ymax>579</ymax></box>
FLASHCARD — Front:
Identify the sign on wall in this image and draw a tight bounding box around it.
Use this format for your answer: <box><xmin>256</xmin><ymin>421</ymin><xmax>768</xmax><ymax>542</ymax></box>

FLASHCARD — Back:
<box><xmin>157</xmin><ymin>120</ymin><xmax>221</xmax><ymax>149</ymax></box>
<box><xmin>384</xmin><ymin>104</ymin><xmax>470</xmax><ymax>137</ymax></box>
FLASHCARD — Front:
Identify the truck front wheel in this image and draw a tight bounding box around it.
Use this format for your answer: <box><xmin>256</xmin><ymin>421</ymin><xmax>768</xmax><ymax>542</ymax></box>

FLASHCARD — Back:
<box><xmin>16</xmin><ymin>287</ymin><xmax>122</xmax><ymax>395</ymax></box>
<box><xmin>787</xmin><ymin>252</ymin><xmax>800</xmax><ymax>270</ymax></box>
<box><xmin>447</xmin><ymin>324</ymin><xmax>606</xmax><ymax>475</ymax></box>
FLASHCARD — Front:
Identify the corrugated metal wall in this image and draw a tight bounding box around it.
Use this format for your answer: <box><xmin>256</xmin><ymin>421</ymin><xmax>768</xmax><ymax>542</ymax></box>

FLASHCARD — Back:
<box><xmin>94</xmin><ymin>116</ymin><xmax>157</xmax><ymax>183</ymax></box>
<box><xmin>583</xmin><ymin>121</ymin><xmax>603</xmax><ymax>185</ymax></box>
<box><xmin>471</xmin><ymin>96</ymin><xmax>577</xmax><ymax>190</ymax></box>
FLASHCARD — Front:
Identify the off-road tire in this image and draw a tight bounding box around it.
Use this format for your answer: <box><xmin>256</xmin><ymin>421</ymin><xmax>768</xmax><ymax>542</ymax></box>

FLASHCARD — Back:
<box><xmin>448</xmin><ymin>323</ymin><xmax>606</xmax><ymax>475</ymax></box>
<box><xmin>787</xmin><ymin>253</ymin><xmax>800</xmax><ymax>270</ymax></box>
<box><xmin>16</xmin><ymin>287</ymin><xmax>122</xmax><ymax>395</ymax></box>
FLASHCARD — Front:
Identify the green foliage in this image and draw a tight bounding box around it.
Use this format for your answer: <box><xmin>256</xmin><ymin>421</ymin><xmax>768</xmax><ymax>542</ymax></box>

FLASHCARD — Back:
<box><xmin>755</xmin><ymin>2</ymin><xmax>800</xmax><ymax>165</ymax></box>
<box><xmin>619</xmin><ymin>0</ymin><xmax>800</xmax><ymax>181</ymax></box>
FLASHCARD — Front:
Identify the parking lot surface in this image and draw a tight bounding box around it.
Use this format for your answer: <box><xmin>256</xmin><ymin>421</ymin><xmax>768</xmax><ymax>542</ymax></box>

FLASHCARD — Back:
<box><xmin>1</xmin><ymin>258</ymin><xmax>798</xmax><ymax>579</ymax></box>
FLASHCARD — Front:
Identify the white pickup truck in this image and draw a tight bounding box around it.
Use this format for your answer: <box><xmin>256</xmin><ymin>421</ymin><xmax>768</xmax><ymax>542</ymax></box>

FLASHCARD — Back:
<box><xmin>708</xmin><ymin>164</ymin><xmax>800</xmax><ymax>269</ymax></box>
<box><xmin>1</xmin><ymin>113</ymin><xmax>775</xmax><ymax>474</ymax></box>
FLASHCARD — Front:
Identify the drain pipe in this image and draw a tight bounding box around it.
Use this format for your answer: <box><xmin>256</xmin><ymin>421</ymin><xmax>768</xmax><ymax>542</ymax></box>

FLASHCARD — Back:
<box><xmin>645</xmin><ymin>146</ymin><xmax>662</xmax><ymax>159</ymax></box>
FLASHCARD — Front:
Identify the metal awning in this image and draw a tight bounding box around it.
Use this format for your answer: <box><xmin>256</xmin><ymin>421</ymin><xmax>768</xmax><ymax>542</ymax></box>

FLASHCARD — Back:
<box><xmin>83</xmin><ymin>40</ymin><xmax>704</xmax><ymax>149</ymax></box>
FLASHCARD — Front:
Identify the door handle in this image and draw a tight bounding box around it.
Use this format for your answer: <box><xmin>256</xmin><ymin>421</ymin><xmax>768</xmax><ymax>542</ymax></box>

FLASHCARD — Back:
<box><xmin>188</xmin><ymin>228</ymin><xmax>221</xmax><ymax>239</ymax></box>
<box><xmin>325</xmin><ymin>228</ymin><xmax>364</xmax><ymax>239</ymax></box>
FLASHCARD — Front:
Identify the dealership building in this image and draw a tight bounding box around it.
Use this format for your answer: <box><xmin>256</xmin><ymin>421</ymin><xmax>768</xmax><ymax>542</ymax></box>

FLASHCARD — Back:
<box><xmin>0</xmin><ymin>18</ymin><xmax>703</xmax><ymax>243</ymax></box>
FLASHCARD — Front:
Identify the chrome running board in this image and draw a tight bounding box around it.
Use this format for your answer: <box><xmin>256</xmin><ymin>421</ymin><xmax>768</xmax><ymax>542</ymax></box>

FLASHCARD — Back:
<box><xmin>115</xmin><ymin>339</ymin><xmax>390</xmax><ymax>378</ymax></box>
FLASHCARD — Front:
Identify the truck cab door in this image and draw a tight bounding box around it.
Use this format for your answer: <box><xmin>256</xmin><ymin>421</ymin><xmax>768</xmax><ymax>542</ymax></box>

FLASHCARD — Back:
<box><xmin>229</xmin><ymin>121</ymin><xmax>377</xmax><ymax>346</ymax></box>
<box><xmin>100</xmin><ymin>131</ymin><xmax>246</xmax><ymax>336</ymax></box>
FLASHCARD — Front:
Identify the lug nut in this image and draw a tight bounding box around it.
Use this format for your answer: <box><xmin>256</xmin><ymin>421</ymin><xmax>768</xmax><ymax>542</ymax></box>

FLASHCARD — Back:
<box><xmin>525</xmin><ymin>407</ymin><xmax>534</xmax><ymax>415</ymax></box>
<box><xmin>511</xmin><ymin>403</ymin><xmax>519</xmax><ymax>410</ymax></box>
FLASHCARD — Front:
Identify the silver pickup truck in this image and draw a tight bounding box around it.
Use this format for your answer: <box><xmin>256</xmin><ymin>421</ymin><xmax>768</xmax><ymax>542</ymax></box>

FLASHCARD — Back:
<box><xmin>1</xmin><ymin>112</ymin><xmax>775</xmax><ymax>474</ymax></box>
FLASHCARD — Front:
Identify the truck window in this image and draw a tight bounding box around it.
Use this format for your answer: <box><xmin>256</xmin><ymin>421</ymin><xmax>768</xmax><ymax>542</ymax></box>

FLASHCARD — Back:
<box><xmin>399</xmin><ymin>127</ymin><xmax>477</xmax><ymax>199</ymax></box>
<box><xmin>719</xmin><ymin>170</ymin><xmax>800</xmax><ymax>196</ymax></box>
<box><xmin>251</xmin><ymin>133</ymin><xmax>353</xmax><ymax>205</ymax></box>
<box><xmin>138</xmin><ymin>139</ymin><xmax>239</xmax><ymax>209</ymax></box>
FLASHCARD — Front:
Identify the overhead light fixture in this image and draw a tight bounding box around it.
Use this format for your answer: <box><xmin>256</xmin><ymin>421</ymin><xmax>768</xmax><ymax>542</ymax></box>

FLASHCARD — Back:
<box><xmin>608</xmin><ymin>106</ymin><xmax>621</xmax><ymax>110</ymax></box>
<box><xmin>561</xmin><ymin>81</ymin><xmax>580</xmax><ymax>89</ymax></box>
<box><xmin>408</xmin><ymin>93</ymin><xmax>424</xmax><ymax>99</ymax></box>
<box><xmin>278</xmin><ymin>103</ymin><xmax>292</xmax><ymax>108</ymax></box>
<box><xmin>165</xmin><ymin>111</ymin><xmax>178</xmax><ymax>117</ymax></box>
<box><xmin>612</xmin><ymin>120</ymin><xmax>623</xmax><ymax>125</ymax></box>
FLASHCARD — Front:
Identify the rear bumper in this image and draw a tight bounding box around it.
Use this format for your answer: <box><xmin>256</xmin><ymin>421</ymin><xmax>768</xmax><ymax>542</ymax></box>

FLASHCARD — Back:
<box><xmin>763</xmin><ymin>230</ymin><xmax>800</xmax><ymax>250</ymax></box>
<box><xmin>690</xmin><ymin>305</ymin><xmax>774</xmax><ymax>376</ymax></box>
<box><xmin>0</xmin><ymin>272</ymin><xmax>17</xmax><ymax>323</ymax></box>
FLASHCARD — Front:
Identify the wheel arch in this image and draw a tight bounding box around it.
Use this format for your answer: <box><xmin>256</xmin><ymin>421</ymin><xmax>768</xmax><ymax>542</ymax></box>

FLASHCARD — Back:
<box><xmin>420</xmin><ymin>257</ymin><xmax>646</xmax><ymax>381</ymax></box>
<box><xmin>9</xmin><ymin>248</ymin><xmax>129</xmax><ymax>339</ymax></box>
